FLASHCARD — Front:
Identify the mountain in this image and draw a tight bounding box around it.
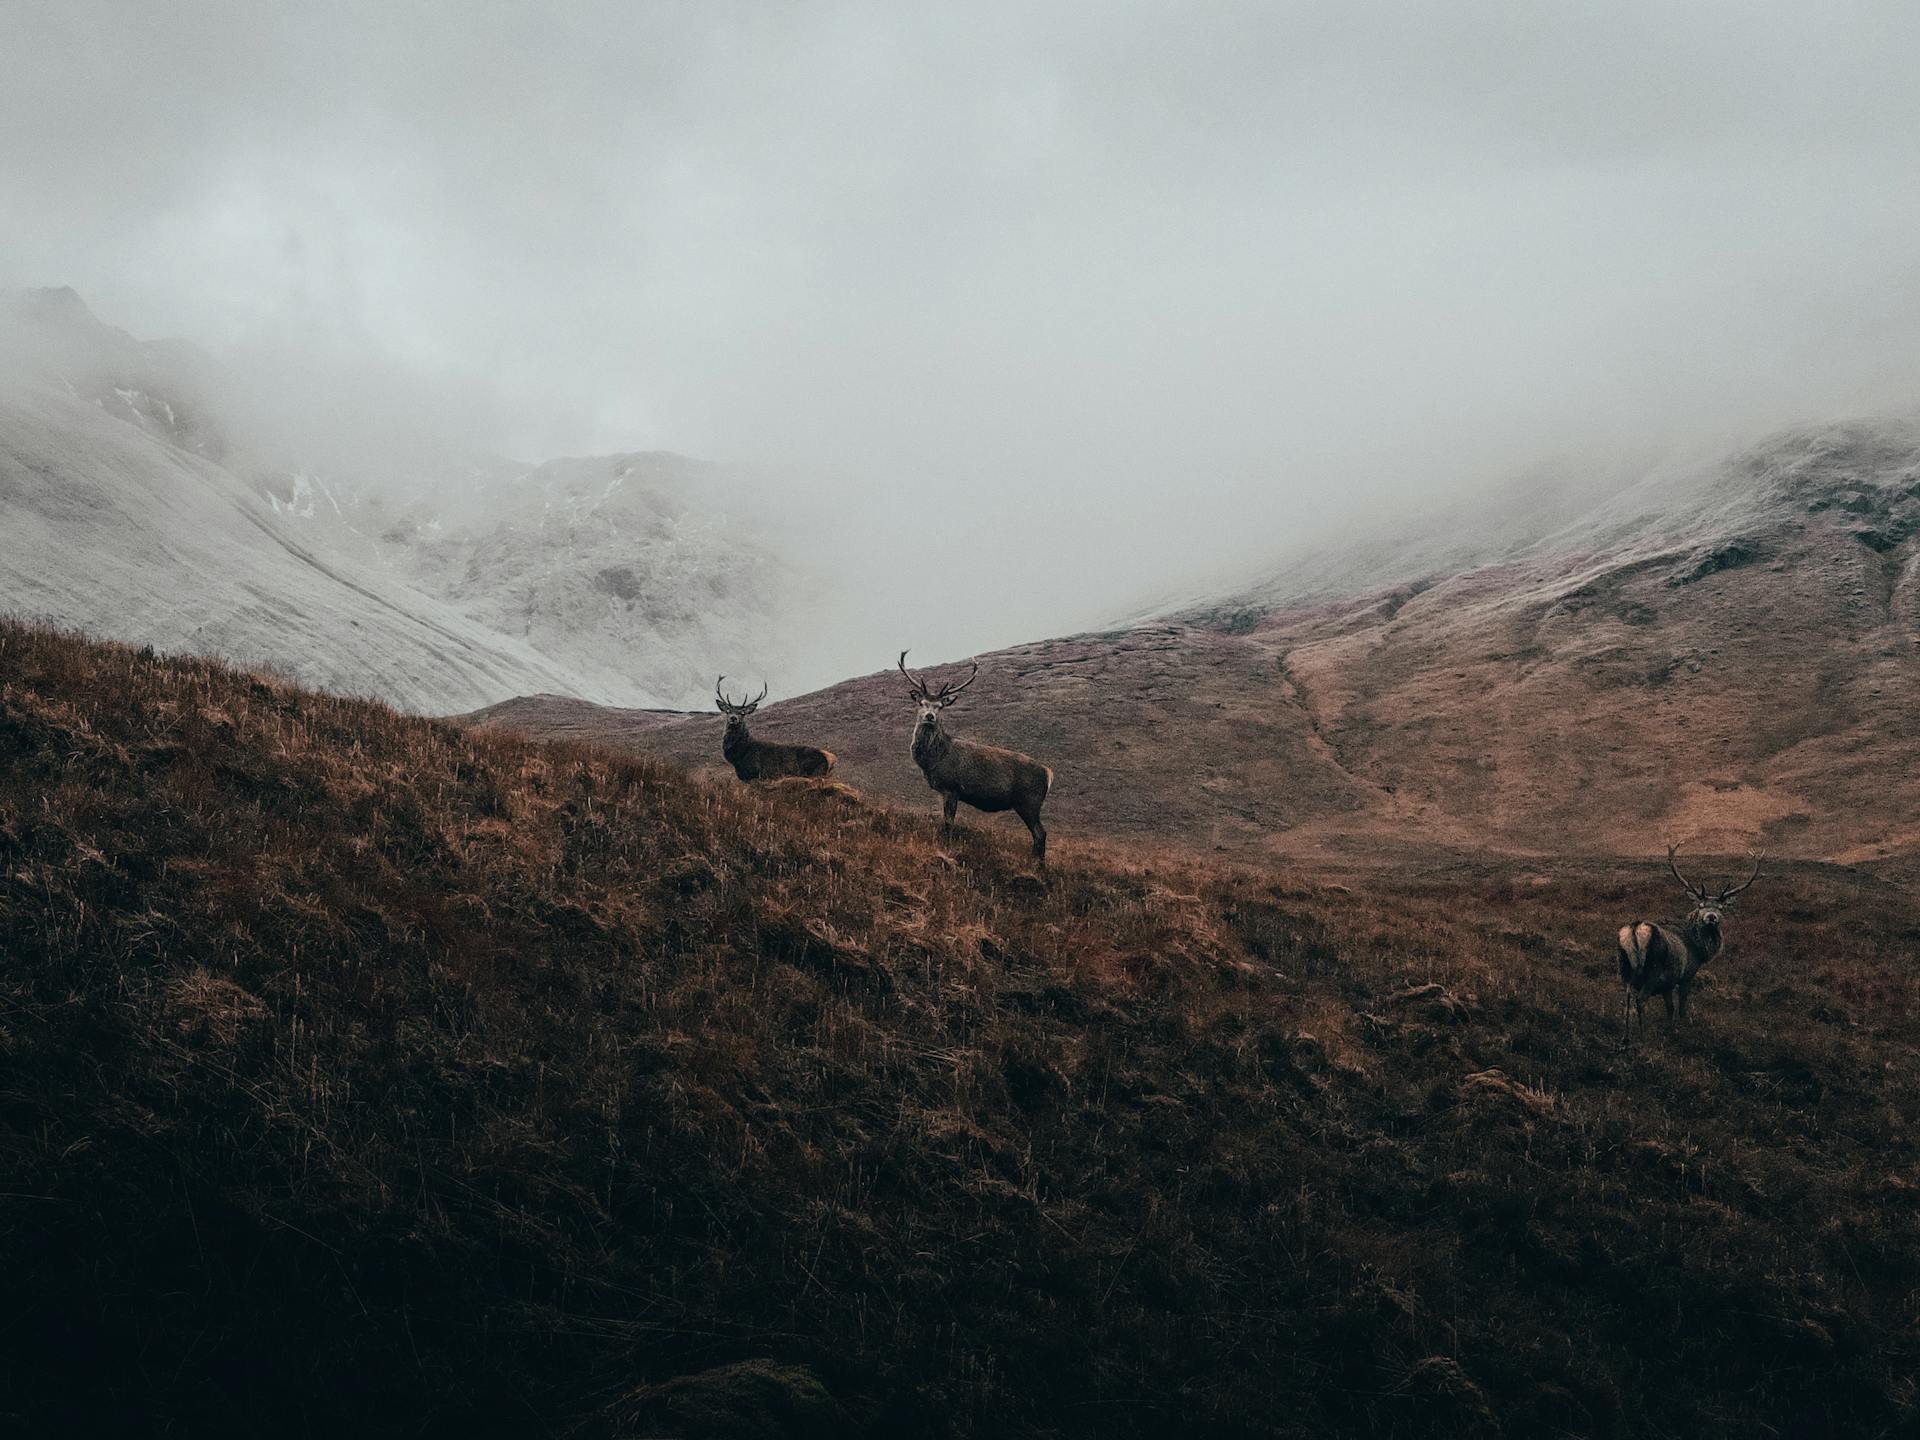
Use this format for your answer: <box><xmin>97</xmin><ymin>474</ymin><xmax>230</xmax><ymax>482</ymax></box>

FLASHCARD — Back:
<box><xmin>465</xmin><ymin>418</ymin><xmax>1920</xmax><ymax>873</ymax></box>
<box><xmin>2</xmin><ymin>285</ymin><xmax>231</xmax><ymax>459</ymax></box>
<box><xmin>7</xmin><ymin>617</ymin><xmax>1918</xmax><ymax>1436</ymax></box>
<box><xmin>0</xmin><ymin>378</ymin><xmax>595</xmax><ymax>711</ymax></box>
<box><xmin>1207</xmin><ymin>419</ymin><xmax>1920</xmax><ymax>866</ymax></box>
<box><xmin>0</xmin><ymin>289</ymin><xmax>817</xmax><ymax>711</ymax></box>
<box><xmin>255</xmin><ymin>448</ymin><xmax>813</xmax><ymax>708</ymax></box>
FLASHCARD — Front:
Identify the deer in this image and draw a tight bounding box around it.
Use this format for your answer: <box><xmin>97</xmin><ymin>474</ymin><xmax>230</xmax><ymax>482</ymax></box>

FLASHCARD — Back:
<box><xmin>714</xmin><ymin>677</ymin><xmax>836</xmax><ymax>781</ymax></box>
<box><xmin>1616</xmin><ymin>844</ymin><xmax>1762</xmax><ymax>1048</ymax></box>
<box><xmin>898</xmin><ymin>650</ymin><xmax>1054</xmax><ymax>861</ymax></box>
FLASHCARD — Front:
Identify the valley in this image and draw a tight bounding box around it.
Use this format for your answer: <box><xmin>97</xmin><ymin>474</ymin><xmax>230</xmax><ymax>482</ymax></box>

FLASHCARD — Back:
<box><xmin>9</xmin><ymin>403</ymin><xmax>1919</xmax><ymax>1435</ymax></box>
<box><xmin>467</xmin><ymin>420</ymin><xmax>1920</xmax><ymax>879</ymax></box>
<box><xmin>13</xmin><ymin>10</ymin><xmax>1920</xmax><ymax>1435</ymax></box>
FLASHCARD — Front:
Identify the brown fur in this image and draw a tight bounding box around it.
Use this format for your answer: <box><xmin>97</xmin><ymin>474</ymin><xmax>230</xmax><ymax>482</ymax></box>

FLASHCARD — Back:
<box><xmin>723</xmin><ymin>716</ymin><xmax>835</xmax><ymax>781</ymax></box>
<box><xmin>899</xmin><ymin>651</ymin><xmax>1052</xmax><ymax>860</ymax></box>
<box><xmin>912</xmin><ymin>714</ymin><xmax>1052</xmax><ymax>859</ymax></box>
<box><xmin>1615</xmin><ymin>846</ymin><xmax>1759</xmax><ymax>1047</ymax></box>
<box><xmin>1617</xmin><ymin>910</ymin><xmax>1722</xmax><ymax>1046</ymax></box>
<box><xmin>716</xmin><ymin>677</ymin><xmax>835</xmax><ymax>782</ymax></box>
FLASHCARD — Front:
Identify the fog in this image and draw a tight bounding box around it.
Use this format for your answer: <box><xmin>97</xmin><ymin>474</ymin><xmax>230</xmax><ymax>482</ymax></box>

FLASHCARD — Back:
<box><xmin>7</xmin><ymin>2</ymin><xmax>1920</xmax><ymax>670</ymax></box>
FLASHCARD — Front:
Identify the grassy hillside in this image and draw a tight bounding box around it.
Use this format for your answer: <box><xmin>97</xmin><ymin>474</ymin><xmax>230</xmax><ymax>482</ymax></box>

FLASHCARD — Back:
<box><xmin>4</xmin><ymin>619</ymin><xmax>1919</xmax><ymax>1437</ymax></box>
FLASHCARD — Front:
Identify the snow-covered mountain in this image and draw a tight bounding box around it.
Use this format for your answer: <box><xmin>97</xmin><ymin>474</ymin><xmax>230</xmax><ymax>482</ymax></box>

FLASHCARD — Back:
<box><xmin>0</xmin><ymin>289</ymin><xmax>818</xmax><ymax>712</ymax></box>
<box><xmin>250</xmin><ymin>449</ymin><xmax>812</xmax><ymax>709</ymax></box>
<box><xmin>0</xmin><ymin>380</ymin><xmax>594</xmax><ymax>712</ymax></box>
<box><xmin>3</xmin><ymin>286</ymin><xmax>230</xmax><ymax>461</ymax></box>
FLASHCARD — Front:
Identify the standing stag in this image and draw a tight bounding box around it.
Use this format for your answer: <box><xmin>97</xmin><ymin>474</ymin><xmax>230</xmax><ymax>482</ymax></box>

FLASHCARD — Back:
<box><xmin>1616</xmin><ymin>844</ymin><xmax>1762</xmax><ymax>1047</ymax></box>
<box><xmin>898</xmin><ymin>650</ymin><xmax>1053</xmax><ymax>861</ymax></box>
<box><xmin>714</xmin><ymin>677</ymin><xmax>836</xmax><ymax>781</ymax></box>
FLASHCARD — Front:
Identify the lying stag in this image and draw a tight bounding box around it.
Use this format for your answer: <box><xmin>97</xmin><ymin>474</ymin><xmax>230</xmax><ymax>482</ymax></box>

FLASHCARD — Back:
<box><xmin>714</xmin><ymin>677</ymin><xmax>836</xmax><ymax>781</ymax></box>
<box><xmin>1616</xmin><ymin>844</ymin><xmax>1762</xmax><ymax>1047</ymax></box>
<box><xmin>899</xmin><ymin>650</ymin><xmax>1053</xmax><ymax>861</ymax></box>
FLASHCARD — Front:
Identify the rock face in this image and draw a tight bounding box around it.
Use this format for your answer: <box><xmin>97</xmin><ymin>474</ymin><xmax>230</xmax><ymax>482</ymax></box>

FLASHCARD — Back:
<box><xmin>0</xmin><ymin>289</ymin><xmax>817</xmax><ymax>712</ymax></box>
<box><xmin>467</xmin><ymin>420</ymin><xmax>1920</xmax><ymax>874</ymax></box>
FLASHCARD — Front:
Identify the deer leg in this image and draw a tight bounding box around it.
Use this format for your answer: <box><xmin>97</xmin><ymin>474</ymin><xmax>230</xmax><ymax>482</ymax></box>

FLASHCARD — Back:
<box><xmin>1023</xmin><ymin>811</ymin><xmax>1047</xmax><ymax>863</ymax></box>
<box><xmin>1623</xmin><ymin>988</ymin><xmax>1633</xmax><ymax>1050</ymax></box>
<box><xmin>1677</xmin><ymin>981</ymin><xmax>1691</xmax><ymax>1022</ymax></box>
<box><xmin>941</xmin><ymin>795</ymin><xmax>958</xmax><ymax>833</ymax></box>
<box><xmin>1662</xmin><ymin>991</ymin><xmax>1675</xmax><ymax>1021</ymax></box>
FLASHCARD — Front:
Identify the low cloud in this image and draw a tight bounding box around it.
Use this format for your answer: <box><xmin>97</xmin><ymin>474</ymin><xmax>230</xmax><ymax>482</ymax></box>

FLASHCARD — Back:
<box><xmin>7</xmin><ymin>2</ymin><xmax>1920</xmax><ymax>662</ymax></box>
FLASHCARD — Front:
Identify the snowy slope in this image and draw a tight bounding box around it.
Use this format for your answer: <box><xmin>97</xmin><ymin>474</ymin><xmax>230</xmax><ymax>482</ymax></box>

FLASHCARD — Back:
<box><xmin>235</xmin><ymin>450</ymin><xmax>817</xmax><ymax>709</ymax></box>
<box><xmin>1134</xmin><ymin>421</ymin><xmax>1915</xmax><ymax>630</ymax></box>
<box><xmin>375</xmin><ymin>452</ymin><xmax>812</xmax><ymax>707</ymax></box>
<box><xmin>0</xmin><ymin>383</ymin><xmax>596</xmax><ymax>711</ymax></box>
<box><xmin>0</xmin><ymin>289</ymin><xmax>819</xmax><ymax>712</ymax></box>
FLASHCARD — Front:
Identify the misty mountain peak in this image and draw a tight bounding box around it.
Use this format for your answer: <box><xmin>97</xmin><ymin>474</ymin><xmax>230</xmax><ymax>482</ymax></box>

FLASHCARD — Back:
<box><xmin>11</xmin><ymin>285</ymin><xmax>97</xmax><ymax>325</ymax></box>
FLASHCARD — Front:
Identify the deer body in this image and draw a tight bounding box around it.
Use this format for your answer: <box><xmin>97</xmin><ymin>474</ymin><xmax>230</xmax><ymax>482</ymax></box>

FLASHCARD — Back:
<box><xmin>1617</xmin><ymin>913</ymin><xmax>1721</xmax><ymax>1025</ymax></box>
<box><xmin>723</xmin><ymin>720</ymin><xmax>835</xmax><ymax>781</ymax></box>
<box><xmin>714</xmin><ymin>678</ymin><xmax>835</xmax><ymax>782</ymax></box>
<box><xmin>1616</xmin><ymin>845</ymin><xmax>1759</xmax><ymax>1047</ymax></box>
<box><xmin>899</xmin><ymin>651</ymin><xmax>1053</xmax><ymax>860</ymax></box>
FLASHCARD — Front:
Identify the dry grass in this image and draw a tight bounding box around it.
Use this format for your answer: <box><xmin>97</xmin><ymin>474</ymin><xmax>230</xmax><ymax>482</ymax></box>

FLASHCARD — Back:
<box><xmin>3</xmin><ymin>619</ymin><xmax>1918</xmax><ymax>1438</ymax></box>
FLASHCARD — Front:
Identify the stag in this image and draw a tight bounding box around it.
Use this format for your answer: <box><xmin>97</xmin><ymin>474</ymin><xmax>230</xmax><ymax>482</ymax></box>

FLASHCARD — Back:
<box><xmin>1616</xmin><ymin>844</ymin><xmax>1762</xmax><ymax>1047</ymax></box>
<box><xmin>898</xmin><ymin>651</ymin><xmax>1053</xmax><ymax>860</ymax></box>
<box><xmin>714</xmin><ymin>677</ymin><xmax>836</xmax><ymax>781</ymax></box>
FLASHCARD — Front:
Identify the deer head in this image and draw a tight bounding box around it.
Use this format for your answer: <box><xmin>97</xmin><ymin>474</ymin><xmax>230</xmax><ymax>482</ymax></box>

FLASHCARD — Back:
<box><xmin>1666</xmin><ymin>842</ymin><xmax>1763</xmax><ymax>930</ymax></box>
<box><xmin>715</xmin><ymin>676</ymin><xmax>768</xmax><ymax>736</ymax></box>
<box><xmin>898</xmin><ymin>650</ymin><xmax>977</xmax><ymax>736</ymax></box>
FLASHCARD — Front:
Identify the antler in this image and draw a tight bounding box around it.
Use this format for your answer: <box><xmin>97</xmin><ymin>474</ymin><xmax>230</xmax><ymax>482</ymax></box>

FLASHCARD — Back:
<box><xmin>898</xmin><ymin>650</ymin><xmax>931</xmax><ymax>700</ymax></box>
<box><xmin>899</xmin><ymin>651</ymin><xmax>980</xmax><ymax>705</ymax></box>
<box><xmin>1666</xmin><ymin>842</ymin><xmax>1709</xmax><ymax>902</ymax></box>
<box><xmin>1716</xmin><ymin>850</ymin><xmax>1764</xmax><ymax>902</ymax></box>
<box><xmin>715</xmin><ymin>676</ymin><xmax>768</xmax><ymax>713</ymax></box>
<box><xmin>937</xmin><ymin>660</ymin><xmax>980</xmax><ymax>702</ymax></box>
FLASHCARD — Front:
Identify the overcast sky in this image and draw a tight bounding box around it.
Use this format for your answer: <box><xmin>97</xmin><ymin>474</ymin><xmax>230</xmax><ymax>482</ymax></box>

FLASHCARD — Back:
<box><xmin>6</xmin><ymin>2</ymin><xmax>1920</xmax><ymax>656</ymax></box>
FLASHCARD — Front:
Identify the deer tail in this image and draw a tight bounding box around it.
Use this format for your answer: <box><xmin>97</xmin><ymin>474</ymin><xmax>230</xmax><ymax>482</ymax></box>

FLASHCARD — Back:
<box><xmin>1617</xmin><ymin>922</ymin><xmax>1652</xmax><ymax>985</ymax></box>
<box><xmin>1042</xmin><ymin>766</ymin><xmax>1055</xmax><ymax>799</ymax></box>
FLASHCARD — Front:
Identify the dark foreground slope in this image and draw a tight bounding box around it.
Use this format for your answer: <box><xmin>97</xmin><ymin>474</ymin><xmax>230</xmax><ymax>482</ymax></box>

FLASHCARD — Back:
<box><xmin>4</xmin><ymin>621</ymin><xmax>1920</xmax><ymax>1438</ymax></box>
